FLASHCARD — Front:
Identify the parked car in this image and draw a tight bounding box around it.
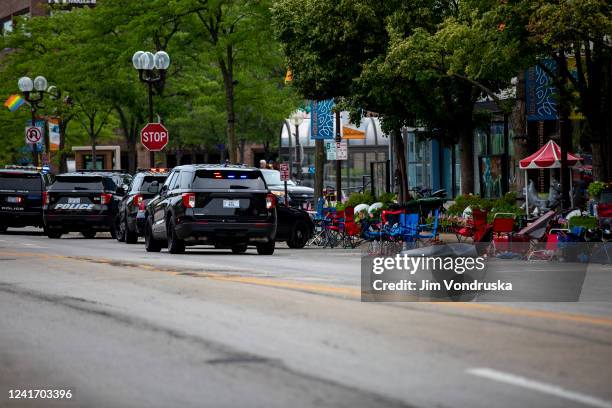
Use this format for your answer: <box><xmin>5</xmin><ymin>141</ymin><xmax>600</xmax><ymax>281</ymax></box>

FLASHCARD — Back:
<box><xmin>43</xmin><ymin>171</ymin><xmax>125</xmax><ymax>239</ymax></box>
<box><xmin>275</xmin><ymin>203</ymin><xmax>314</xmax><ymax>248</ymax></box>
<box><xmin>144</xmin><ymin>164</ymin><xmax>277</xmax><ymax>254</ymax></box>
<box><xmin>260</xmin><ymin>169</ymin><xmax>314</xmax><ymax>209</ymax></box>
<box><xmin>0</xmin><ymin>165</ymin><xmax>54</xmax><ymax>232</ymax></box>
<box><xmin>115</xmin><ymin>168</ymin><xmax>169</xmax><ymax>244</ymax></box>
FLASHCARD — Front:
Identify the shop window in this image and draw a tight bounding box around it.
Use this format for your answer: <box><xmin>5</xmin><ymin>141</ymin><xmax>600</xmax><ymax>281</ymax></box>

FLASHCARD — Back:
<box><xmin>84</xmin><ymin>154</ymin><xmax>104</xmax><ymax>170</ymax></box>
<box><xmin>2</xmin><ymin>19</ymin><xmax>13</xmax><ymax>35</ymax></box>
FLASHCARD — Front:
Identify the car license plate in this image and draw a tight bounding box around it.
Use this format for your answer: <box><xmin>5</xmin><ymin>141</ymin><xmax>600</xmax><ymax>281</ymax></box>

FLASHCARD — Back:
<box><xmin>6</xmin><ymin>197</ymin><xmax>20</xmax><ymax>203</ymax></box>
<box><xmin>68</xmin><ymin>197</ymin><xmax>81</xmax><ymax>204</ymax></box>
<box><xmin>223</xmin><ymin>199</ymin><xmax>240</xmax><ymax>209</ymax></box>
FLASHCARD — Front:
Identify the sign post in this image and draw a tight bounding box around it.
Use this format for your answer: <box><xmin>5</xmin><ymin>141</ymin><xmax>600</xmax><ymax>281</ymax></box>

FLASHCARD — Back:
<box><xmin>140</xmin><ymin>123</ymin><xmax>169</xmax><ymax>152</ymax></box>
<box><xmin>280</xmin><ymin>162</ymin><xmax>290</xmax><ymax>205</ymax></box>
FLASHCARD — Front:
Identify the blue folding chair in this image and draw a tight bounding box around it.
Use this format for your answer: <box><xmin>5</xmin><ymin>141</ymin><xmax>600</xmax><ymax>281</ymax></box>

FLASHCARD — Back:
<box><xmin>417</xmin><ymin>209</ymin><xmax>440</xmax><ymax>244</ymax></box>
<box><xmin>400</xmin><ymin>213</ymin><xmax>420</xmax><ymax>242</ymax></box>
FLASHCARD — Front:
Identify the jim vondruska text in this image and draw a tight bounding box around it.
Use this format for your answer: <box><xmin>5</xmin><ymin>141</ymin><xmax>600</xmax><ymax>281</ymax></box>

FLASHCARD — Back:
<box><xmin>371</xmin><ymin>279</ymin><xmax>512</xmax><ymax>291</ymax></box>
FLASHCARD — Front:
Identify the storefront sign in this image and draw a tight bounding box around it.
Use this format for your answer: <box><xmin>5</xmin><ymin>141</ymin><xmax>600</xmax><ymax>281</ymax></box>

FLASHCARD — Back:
<box><xmin>342</xmin><ymin>126</ymin><xmax>365</xmax><ymax>140</ymax></box>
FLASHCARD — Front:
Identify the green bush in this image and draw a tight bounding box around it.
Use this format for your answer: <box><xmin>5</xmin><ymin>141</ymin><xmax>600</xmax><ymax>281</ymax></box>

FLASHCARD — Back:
<box><xmin>378</xmin><ymin>192</ymin><xmax>397</xmax><ymax>209</ymax></box>
<box><xmin>448</xmin><ymin>192</ymin><xmax>522</xmax><ymax>218</ymax></box>
<box><xmin>587</xmin><ymin>181</ymin><xmax>607</xmax><ymax>199</ymax></box>
<box><xmin>568</xmin><ymin>216</ymin><xmax>598</xmax><ymax>229</ymax></box>
<box><xmin>345</xmin><ymin>191</ymin><xmax>375</xmax><ymax>208</ymax></box>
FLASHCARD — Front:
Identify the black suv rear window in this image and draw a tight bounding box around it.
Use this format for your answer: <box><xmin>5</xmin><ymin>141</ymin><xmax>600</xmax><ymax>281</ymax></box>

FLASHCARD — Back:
<box><xmin>192</xmin><ymin>170</ymin><xmax>266</xmax><ymax>190</ymax></box>
<box><xmin>140</xmin><ymin>175</ymin><xmax>167</xmax><ymax>191</ymax></box>
<box><xmin>0</xmin><ymin>173</ymin><xmax>42</xmax><ymax>192</ymax></box>
<box><xmin>50</xmin><ymin>176</ymin><xmax>113</xmax><ymax>191</ymax></box>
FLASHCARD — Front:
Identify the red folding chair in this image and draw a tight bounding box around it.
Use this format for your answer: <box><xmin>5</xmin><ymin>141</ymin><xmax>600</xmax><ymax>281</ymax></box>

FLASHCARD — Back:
<box><xmin>342</xmin><ymin>207</ymin><xmax>362</xmax><ymax>248</ymax></box>
<box><xmin>456</xmin><ymin>208</ymin><xmax>491</xmax><ymax>243</ymax></box>
<box><xmin>491</xmin><ymin>213</ymin><xmax>516</xmax><ymax>254</ymax></box>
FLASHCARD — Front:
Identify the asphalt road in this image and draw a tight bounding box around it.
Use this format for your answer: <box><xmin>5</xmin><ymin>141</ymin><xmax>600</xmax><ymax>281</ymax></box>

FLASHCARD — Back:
<box><xmin>1</xmin><ymin>228</ymin><xmax>611</xmax><ymax>408</ymax></box>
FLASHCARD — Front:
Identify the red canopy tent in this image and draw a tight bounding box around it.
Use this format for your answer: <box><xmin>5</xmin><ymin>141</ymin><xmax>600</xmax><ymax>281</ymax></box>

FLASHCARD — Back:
<box><xmin>519</xmin><ymin>140</ymin><xmax>582</xmax><ymax>213</ymax></box>
<box><xmin>519</xmin><ymin>140</ymin><xmax>581</xmax><ymax>169</ymax></box>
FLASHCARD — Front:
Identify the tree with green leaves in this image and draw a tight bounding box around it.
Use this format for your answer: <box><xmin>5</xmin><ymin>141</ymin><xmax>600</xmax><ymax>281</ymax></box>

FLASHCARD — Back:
<box><xmin>497</xmin><ymin>0</ymin><xmax>612</xmax><ymax>181</ymax></box>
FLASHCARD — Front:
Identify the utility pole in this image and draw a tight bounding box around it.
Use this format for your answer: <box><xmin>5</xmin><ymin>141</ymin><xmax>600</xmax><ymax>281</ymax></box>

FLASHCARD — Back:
<box><xmin>335</xmin><ymin>107</ymin><xmax>342</xmax><ymax>202</ymax></box>
<box><xmin>557</xmin><ymin>53</ymin><xmax>571</xmax><ymax>209</ymax></box>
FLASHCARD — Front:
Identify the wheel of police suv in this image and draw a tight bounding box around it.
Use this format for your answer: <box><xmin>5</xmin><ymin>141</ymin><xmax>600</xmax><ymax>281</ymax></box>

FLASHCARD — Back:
<box><xmin>256</xmin><ymin>241</ymin><xmax>275</xmax><ymax>255</ymax></box>
<box><xmin>231</xmin><ymin>244</ymin><xmax>248</xmax><ymax>254</ymax></box>
<box><xmin>166</xmin><ymin>218</ymin><xmax>185</xmax><ymax>254</ymax></box>
<box><xmin>144</xmin><ymin>219</ymin><xmax>162</xmax><ymax>252</ymax></box>
<box><xmin>115</xmin><ymin>216</ymin><xmax>125</xmax><ymax>242</ymax></box>
<box><xmin>124</xmin><ymin>217</ymin><xmax>138</xmax><ymax>244</ymax></box>
<box><xmin>46</xmin><ymin>230</ymin><xmax>62</xmax><ymax>239</ymax></box>
<box><xmin>287</xmin><ymin>220</ymin><xmax>309</xmax><ymax>249</ymax></box>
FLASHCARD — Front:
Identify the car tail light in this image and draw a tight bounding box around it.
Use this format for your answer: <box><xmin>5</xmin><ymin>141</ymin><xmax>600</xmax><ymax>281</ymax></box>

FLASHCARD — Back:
<box><xmin>101</xmin><ymin>193</ymin><xmax>113</xmax><ymax>205</ymax></box>
<box><xmin>138</xmin><ymin>200</ymin><xmax>146</xmax><ymax>211</ymax></box>
<box><xmin>133</xmin><ymin>194</ymin><xmax>143</xmax><ymax>206</ymax></box>
<box><xmin>182</xmin><ymin>192</ymin><xmax>196</xmax><ymax>208</ymax></box>
<box><xmin>266</xmin><ymin>193</ymin><xmax>276</xmax><ymax>209</ymax></box>
<box><xmin>42</xmin><ymin>192</ymin><xmax>49</xmax><ymax>205</ymax></box>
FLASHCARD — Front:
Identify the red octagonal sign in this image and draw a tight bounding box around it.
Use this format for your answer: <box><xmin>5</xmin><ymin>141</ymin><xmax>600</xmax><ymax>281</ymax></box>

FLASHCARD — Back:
<box><xmin>141</xmin><ymin>123</ymin><xmax>169</xmax><ymax>152</ymax></box>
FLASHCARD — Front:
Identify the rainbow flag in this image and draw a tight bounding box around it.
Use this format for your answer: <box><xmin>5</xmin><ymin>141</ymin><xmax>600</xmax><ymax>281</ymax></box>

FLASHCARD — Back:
<box><xmin>4</xmin><ymin>95</ymin><xmax>25</xmax><ymax>112</ymax></box>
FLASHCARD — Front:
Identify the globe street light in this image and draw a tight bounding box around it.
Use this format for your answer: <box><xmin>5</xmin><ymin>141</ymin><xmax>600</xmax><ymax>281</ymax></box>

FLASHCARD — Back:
<box><xmin>18</xmin><ymin>75</ymin><xmax>48</xmax><ymax>166</ymax></box>
<box><xmin>132</xmin><ymin>50</ymin><xmax>171</xmax><ymax>166</ymax></box>
<box><xmin>290</xmin><ymin>111</ymin><xmax>305</xmax><ymax>179</ymax></box>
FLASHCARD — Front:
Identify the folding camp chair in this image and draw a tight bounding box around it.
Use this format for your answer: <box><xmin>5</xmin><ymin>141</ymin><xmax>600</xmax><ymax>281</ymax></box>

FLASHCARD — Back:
<box><xmin>527</xmin><ymin>228</ymin><xmax>567</xmax><ymax>260</ymax></box>
<box><xmin>456</xmin><ymin>208</ymin><xmax>490</xmax><ymax>243</ymax></box>
<box><xmin>322</xmin><ymin>209</ymin><xmax>344</xmax><ymax>248</ymax></box>
<box><xmin>417</xmin><ymin>209</ymin><xmax>440</xmax><ymax>245</ymax></box>
<box><xmin>342</xmin><ymin>207</ymin><xmax>362</xmax><ymax>248</ymax></box>
<box><xmin>490</xmin><ymin>213</ymin><xmax>516</xmax><ymax>254</ymax></box>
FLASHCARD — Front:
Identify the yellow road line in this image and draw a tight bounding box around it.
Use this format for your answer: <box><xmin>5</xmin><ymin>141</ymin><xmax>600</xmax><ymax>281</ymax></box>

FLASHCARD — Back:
<box><xmin>2</xmin><ymin>249</ymin><xmax>612</xmax><ymax>328</ymax></box>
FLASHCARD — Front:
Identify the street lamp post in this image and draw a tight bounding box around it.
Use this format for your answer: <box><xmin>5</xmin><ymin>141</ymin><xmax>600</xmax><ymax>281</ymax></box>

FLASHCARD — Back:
<box><xmin>18</xmin><ymin>76</ymin><xmax>48</xmax><ymax>166</ymax></box>
<box><xmin>290</xmin><ymin>111</ymin><xmax>305</xmax><ymax>180</ymax></box>
<box><xmin>132</xmin><ymin>50</ymin><xmax>171</xmax><ymax>167</ymax></box>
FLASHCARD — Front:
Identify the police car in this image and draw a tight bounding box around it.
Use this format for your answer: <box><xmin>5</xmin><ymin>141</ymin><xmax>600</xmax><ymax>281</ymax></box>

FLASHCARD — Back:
<box><xmin>0</xmin><ymin>165</ymin><xmax>54</xmax><ymax>232</ymax></box>
<box><xmin>43</xmin><ymin>171</ymin><xmax>126</xmax><ymax>239</ymax></box>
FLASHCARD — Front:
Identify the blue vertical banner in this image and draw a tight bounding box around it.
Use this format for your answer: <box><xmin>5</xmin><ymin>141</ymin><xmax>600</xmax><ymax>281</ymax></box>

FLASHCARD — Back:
<box><xmin>310</xmin><ymin>99</ymin><xmax>335</xmax><ymax>139</ymax></box>
<box><xmin>525</xmin><ymin>59</ymin><xmax>558</xmax><ymax>121</ymax></box>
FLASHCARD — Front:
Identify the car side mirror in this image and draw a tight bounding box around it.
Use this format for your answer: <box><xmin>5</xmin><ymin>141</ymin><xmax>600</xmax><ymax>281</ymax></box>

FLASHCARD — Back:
<box><xmin>148</xmin><ymin>181</ymin><xmax>160</xmax><ymax>194</ymax></box>
<box><xmin>160</xmin><ymin>184</ymin><xmax>168</xmax><ymax>195</ymax></box>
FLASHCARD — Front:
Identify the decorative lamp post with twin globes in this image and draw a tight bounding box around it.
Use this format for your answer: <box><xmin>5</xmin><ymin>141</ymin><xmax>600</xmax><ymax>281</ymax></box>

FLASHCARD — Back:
<box><xmin>18</xmin><ymin>75</ymin><xmax>48</xmax><ymax>166</ymax></box>
<box><xmin>290</xmin><ymin>111</ymin><xmax>305</xmax><ymax>180</ymax></box>
<box><xmin>132</xmin><ymin>50</ymin><xmax>171</xmax><ymax>166</ymax></box>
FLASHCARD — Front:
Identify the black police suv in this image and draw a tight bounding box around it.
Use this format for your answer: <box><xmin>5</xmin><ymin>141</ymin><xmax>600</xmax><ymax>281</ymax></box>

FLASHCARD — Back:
<box><xmin>0</xmin><ymin>166</ymin><xmax>54</xmax><ymax>232</ymax></box>
<box><xmin>115</xmin><ymin>168</ymin><xmax>169</xmax><ymax>244</ymax></box>
<box><xmin>144</xmin><ymin>165</ymin><xmax>277</xmax><ymax>255</ymax></box>
<box><xmin>260</xmin><ymin>169</ymin><xmax>314</xmax><ymax>209</ymax></box>
<box><xmin>43</xmin><ymin>172</ymin><xmax>125</xmax><ymax>239</ymax></box>
<box><xmin>275</xmin><ymin>203</ymin><xmax>314</xmax><ymax>248</ymax></box>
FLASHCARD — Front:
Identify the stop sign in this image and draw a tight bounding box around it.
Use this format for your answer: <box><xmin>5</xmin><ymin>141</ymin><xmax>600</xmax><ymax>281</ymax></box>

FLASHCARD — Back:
<box><xmin>141</xmin><ymin>123</ymin><xmax>169</xmax><ymax>151</ymax></box>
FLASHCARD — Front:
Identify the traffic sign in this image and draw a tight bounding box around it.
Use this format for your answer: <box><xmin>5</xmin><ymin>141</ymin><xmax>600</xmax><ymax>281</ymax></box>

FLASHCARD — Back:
<box><xmin>279</xmin><ymin>162</ymin><xmax>290</xmax><ymax>181</ymax></box>
<box><xmin>140</xmin><ymin>123</ymin><xmax>169</xmax><ymax>151</ymax></box>
<box><xmin>336</xmin><ymin>141</ymin><xmax>348</xmax><ymax>160</ymax></box>
<box><xmin>325</xmin><ymin>141</ymin><xmax>336</xmax><ymax>160</ymax></box>
<box><xmin>25</xmin><ymin>126</ymin><xmax>43</xmax><ymax>144</ymax></box>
